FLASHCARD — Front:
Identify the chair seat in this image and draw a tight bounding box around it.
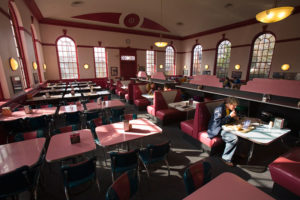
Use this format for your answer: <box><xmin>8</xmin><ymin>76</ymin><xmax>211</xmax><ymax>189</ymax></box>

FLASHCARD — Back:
<box><xmin>269</xmin><ymin>147</ymin><xmax>300</xmax><ymax>196</ymax></box>
<box><xmin>134</xmin><ymin>98</ymin><xmax>150</xmax><ymax>107</ymax></box>
<box><xmin>147</xmin><ymin>105</ymin><xmax>155</xmax><ymax>116</ymax></box>
<box><xmin>156</xmin><ymin>108</ymin><xmax>185</xmax><ymax>121</ymax></box>
<box><xmin>197</xmin><ymin>131</ymin><xmax>223</xmax><ymax>148</ymax></box>
<box><xmin>180</xmin><ymin>120</ymin><xmax>194</xmax><ymax>137</ymax></box>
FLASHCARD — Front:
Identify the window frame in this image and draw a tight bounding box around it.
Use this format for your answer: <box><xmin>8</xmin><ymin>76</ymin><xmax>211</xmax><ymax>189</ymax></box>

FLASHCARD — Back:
<box><xmin>55</xmin><ymin>36</ymin><xmax>80</xmax><ymax>80</ymax></box>
<box><xmin>93</xmin><ymin>47</ymin><xmax>108</xmax><ymax>78</ymax></box>
<box><xmin>146</xmin><ymin>50</ymin><xmax>156</xmax><ymax>75</ymax></box>
<box><xmin>214</xmin><ymin>40</ymin><xmax>232</xmax><ymax>79</ymax></box>
<box><xmin>191</xmin><ymin>44</ymin><xmax>203</xmax><ymax>76</ymax></box>
<box><xmin>165</xmin><ymin>46</ymin><xmax>175</xmax><ymax>75</ymax></box>
<box><xmin>8</xmin><ymin>2</ymin><xmax>30</xmax><ymax>88</ymax></box>
<box><xmin>247</xmin><ymin>32</ymin><xmax>276</xmax><ymax>80</ymax></box>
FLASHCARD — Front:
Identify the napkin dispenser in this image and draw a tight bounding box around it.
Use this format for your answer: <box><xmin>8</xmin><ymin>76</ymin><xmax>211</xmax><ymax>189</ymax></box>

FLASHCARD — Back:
<box><xmin>71</xmin><ymin>90</ymin><xmax>75</xmax><ymax>95</ymax></box>
<box><xmin>24</xmin><ymin>105</ymin><xmax>32</xmax><ymax>114</ymax></box>
<box><xmin>45</xmin><ymin>92</ymin><xmax>50</xmax><ymax>98</ymax></box>
<box><xmin>2</xmin><ymin>107</ymin><xmax>12</xmax><ymax>116</ymax></box>
<box><xmin>273</xmin><ymin>118</ymin><xmax>285</xmax><ymax>129</ymax></box>
<box><xmin>90</xmin><ymin>86</ymin><xmax>94</xmax><ymax>93</ymax></box>
<box><xmin>97</xmin><ymin>98</ymin><xmax>102</xmax><ymax>105</ymax></box>
<box><xmin>123</xmin><ymin>120</ymin><xmax>130</xmax><ymax>132</ymax></box>
<box><xmin>70</xmin><ymin>132</ymin><xmax>80</xmax><ymax>144</ymax></box>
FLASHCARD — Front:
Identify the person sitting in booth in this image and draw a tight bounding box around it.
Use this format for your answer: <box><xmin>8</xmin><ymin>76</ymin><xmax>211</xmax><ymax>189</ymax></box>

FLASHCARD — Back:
<box><xmin>163</xmin><ymin>84</ymin><xmax>172</xmax><ymax>91</ymax></box>
<box><xmin>232</xmin><ymin>77</ymin><xmax>241</xmax><ymax>89</ymax></box>
<box><xmin>146</xmin><ymin>82</ymin><xmax>155</xmax><ymax>95</ymax></box>
<box><xmin>223</xmin><ymin>77</ymin><xmax>232</xmax><ymax>89</ymax></box>
<box><xmin>207</xmin><ymin>97</ymin><xmax>239</xmax><ymax>166</ymax></box>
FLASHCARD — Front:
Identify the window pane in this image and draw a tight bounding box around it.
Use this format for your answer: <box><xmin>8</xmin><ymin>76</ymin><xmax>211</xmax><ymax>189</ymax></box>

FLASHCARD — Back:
<box><xmin>165</xmin><ymin>46</ymin><xmax>175</xmax><ymax>75</ymax></box>
<box><xmin>249</xmin><ymin>33</ymin><xmax>275</xmax><ymax>79</ymax></box>
<box><xmin>94</xmin><ymin>47</ymin><xmax>107</xmax><ymax>78</ymax></box>
<box><xmin>146</xmin><ymin>50</ymin><xmax>155</xmax><ymax>75</ymax></box>
<box><xmin>216</xmin><ymin>40</ymin><xmax>231</xmax><ymax>79</ymax></box>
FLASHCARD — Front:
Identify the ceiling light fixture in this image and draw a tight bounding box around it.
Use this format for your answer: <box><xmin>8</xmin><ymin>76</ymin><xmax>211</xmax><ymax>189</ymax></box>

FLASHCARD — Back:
<box><xmin>155</xmin><ymin>0</ymin><xmax>168</xmax><ymax>48</ymax></box>
<box><xmin>256</xmin><ymin>0</ymin><xmax>294</xmax><ymax>23</ymax></box>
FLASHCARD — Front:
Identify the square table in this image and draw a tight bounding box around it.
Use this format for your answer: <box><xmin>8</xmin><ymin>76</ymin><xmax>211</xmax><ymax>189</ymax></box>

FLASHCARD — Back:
<box><xmin>222</xmin><ymin>123</ymin><xmax>290</xmax><ymax>163</ymax></box>
<box><xmin>0</xmin><ymin>138</ymin><xmax>46</xmax><ymax>175</ymax></box>
<box><xmin>168</xmin><ymin>100</ymin><xmax>198</xmax><ymax>119</ymax></box>
<box><xmin>183</xmin><ymin>172</ymin><xmax>274</xmax><ymax>200</ymax></box>
<box><xmin>95</xmin><ymin>118</ymin><xmax>162</xmax><ymax>148</ymax></box>
<box><xmin>58</xmin><ymin>104</ymin><xmax>84</xmax><ymax>114</ymax></box>
<box><xmin>46</xmin><ymin>129</ymin><xmax>96</xmax><ymax>162</ymax></box>
<box><xmin>83</xmin><ymin>91</ymin><xmax>111</xmax><ymax>98</ymax></box>
<box><xmin>85</xmin><ymin>100</ymin><xmax>125</xmax><ymax>111</ymax></box>
<box><xmin>26</xmin><ymin>94</ymin><xmax>63</xmax><ymax>102</ymax></box>
<box><xmin>0</xmin><ymin>107</ymin><xmax>57</xmax><ymax>122</ymax></box>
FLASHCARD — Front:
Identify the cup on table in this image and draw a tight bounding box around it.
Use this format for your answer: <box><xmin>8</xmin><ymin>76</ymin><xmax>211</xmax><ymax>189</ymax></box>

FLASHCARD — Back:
<box><xmin>24</xmin><ymin>105</ymin><xmax>32</xmax><ymax>114</ymax></box>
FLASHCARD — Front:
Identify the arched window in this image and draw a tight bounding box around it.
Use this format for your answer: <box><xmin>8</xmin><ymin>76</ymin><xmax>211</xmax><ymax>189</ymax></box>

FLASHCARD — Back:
<box><xmin>192</xmin><ymin>45</ymin><xmax>202</xmax><ymax>75</ymax></box>
<box><xmin>249</xmin><ymin>33</ymin><xmax>275</xmax><ymax>79</ymax></box>
<box><xmin>216</xmin><ymin>40</ymin><xmax>231</xmax><ymax>79</ymax></box>
<box><xmin>9</xmin><ymin>2</ymin><xmax>30</xmax><ymax>88</ymax></box>
<box><xmin>56</xmin><ymin>37</ymin><xmax>79</xmax><ymax>79</ymax></box>
<box><xmin>146</xmin><ymin>50</ymin><xmax>155</xmax><ymax>75</ymax></box>
<box><xmin>165</xmin><ymin>46</ymin><xmax>175</xmax><ymax>75</ymax></box>
<box><xmin>94</xmin><ymin>47</ymin><xmax>107</xmax><ymax>78</ymax></box>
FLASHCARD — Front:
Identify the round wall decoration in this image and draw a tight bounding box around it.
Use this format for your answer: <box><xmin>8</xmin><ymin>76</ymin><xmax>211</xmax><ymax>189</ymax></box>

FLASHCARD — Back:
<box><xmin>124</xmin><ymin>13</ymin><xmax>140</xmax><ymax>27</ymax></box>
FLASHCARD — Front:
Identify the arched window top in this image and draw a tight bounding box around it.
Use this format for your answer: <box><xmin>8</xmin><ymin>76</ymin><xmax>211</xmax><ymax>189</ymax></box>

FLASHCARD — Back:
<box><xmin>165</xmin><ymin>46</ymin><xmax>175</xmax><ymax>75</ymax></box>
<box><xmin>249</xmin><ymin>33</ymin><xmax>275</xmax><ymax>80</ymax></box>
<box><xmin>56</xmin><ymin>36</ymin><xmax>79</xmax><ymax>79</ymax></box>
<box><xmin>192</xmin><ymin>44</ymin><xmax>203</xmax><ymax>76</ymax></box>
<box><xmin>216</xmin><ymin>40</ymin><xmax>231</xmax><ymax>79</ymax></box>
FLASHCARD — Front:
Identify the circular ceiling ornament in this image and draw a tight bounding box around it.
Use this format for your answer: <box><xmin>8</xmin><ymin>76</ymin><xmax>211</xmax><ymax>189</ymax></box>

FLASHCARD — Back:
<box><xmin>124</xmin><ymin>14</ymin><xmax>140</xmax><ymax>28</ymax></box>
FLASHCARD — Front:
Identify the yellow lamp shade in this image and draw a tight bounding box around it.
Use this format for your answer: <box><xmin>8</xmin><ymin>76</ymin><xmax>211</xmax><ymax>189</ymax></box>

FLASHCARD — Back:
<box><xmin>43</xmin><ymin>64</ymin><xmax>47</xmax><ymax>70</ymax></box>
<box><xmin>159</xmin><ymin>64</ymin><xmax>163</xmax><ymax>69</ymax></box>
<box><xmin>204</xmin><ymin>65</ymin><xmax>209</xmax><ymax>70</ymax></box>
<box><xmin>9</xmin><ymin>57</ymin><xmax>18</xmax><ymax>71</ymax></box>
<box><xmin>155</xmin><ymin>42</ymin><xmax>168</xmax><ymax>48</ymax></box>
<box><xmin>235</xmin><ymin>64</ymin><xmax>241</xmax><ymax>70</ymax></box>
<box><xmin>256</xmin><ymin>7</ymin><xmax>294</xmax><ymax>23</ymax></box>
<box><xmin>281</xmin><ymin>64</ymin><xmax>290</xmax><ymax>71</ymax></box>
<box><xmin>83</xmin><ymin>64</ymin><xmax>89</xmax><ymax>69</ymax></box>
<box><xmin>32</xmin><ymin>62</ymin><xmax>37</xmax><ymax>70</ymax></box>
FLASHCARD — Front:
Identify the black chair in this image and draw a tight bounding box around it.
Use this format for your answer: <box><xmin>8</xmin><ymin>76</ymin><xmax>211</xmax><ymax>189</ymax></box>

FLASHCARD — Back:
<box><xmin>3</xmin><ymin>118</ymin><xmax>26</xmax><ymax>143</ymax></box>
<box><xmin>139</xmin><ymin>140</ymin><xmax>171</xmax><ymax>177</ymax></box>
<box><xmin>106</xmin><ymin>170</ymin><xmax>138</xmax><ymax>200</ymax></box>
<box><xmin>110</xmin><ymin>149</ymin><xmax>139</xmax><ymax>182</ymax></box>
<box><xmin>61</xmin><ymin>157</ymin><xmax>100</xmax><ymax>200</ymax></box>
<box><xmin>64</xmin><ymin>111</ymin><xmax>82</xmax><ymax>128</ymax></box>
<box><xmin>0</xmin><ymin>166</ymin><xmax>33</xmax><ymax>199</ymax></box>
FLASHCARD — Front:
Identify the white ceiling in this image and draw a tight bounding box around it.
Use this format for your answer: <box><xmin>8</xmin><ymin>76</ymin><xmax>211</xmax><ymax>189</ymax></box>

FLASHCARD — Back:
<box><xmin>35</xmin><ymin>0</ymin><xmax>300</xmax><ymax>37</ymax></box>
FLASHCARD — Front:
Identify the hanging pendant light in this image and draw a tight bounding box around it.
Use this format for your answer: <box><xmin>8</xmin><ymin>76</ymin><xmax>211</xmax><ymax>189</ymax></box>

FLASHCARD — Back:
<box><xmin>256</xmin><ymin>0</ymin><xmax>294</xmax><ymax>23</ymax></box>
<box><xmin>155</xmin><ymin>0</ymin><xmax>168</xmax><ymax>47</ymax></box>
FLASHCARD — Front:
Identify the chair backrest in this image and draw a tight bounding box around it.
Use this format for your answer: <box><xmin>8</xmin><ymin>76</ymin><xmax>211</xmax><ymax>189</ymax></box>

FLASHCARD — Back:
<box><xmin>106</xmin><ymin>170</ymin><xmax>138</xmax><ymax>200</ymax></box>
<box><xmin>25</xmin><ymin>115</ymin><xmax>48</xmax><ymax>131</ymax></box>
<box><xmin>61</xmin><ymin>157</ymin><xmax>97</xmax><ymax>188</ymax></box>
<box><xmin>147</xmin><ymin>141</ymin><xmax>170</xmax><ymax>161</ymax></box>
<box><xmin>183</xmin><ymin>160</ymin><xmax>212</xmax><ymax>195</ymax></box>
<box><xmin>153</xmin><ymin>90</ymin><xmax>182</xmax><ymax>111</ymax></box>
<box><xmin>193</xmin><ymin>99</ymin><xmax>224</xmax><ymax>133</ymax></box>
<box><xmin>0</xmin><ymin>166</ymin><xmax>31</xmax><ymax>198</ymax></box>
<box><xmin>110</xmin><ymin>149</ymin><xmax>139</xmax><ymax>173</ymax></box>
<box><xmin>14</xmin><ymin>130</ymin><xmax>44</xmax><ymax>142</ymax></box>
<box><xmin>132</xmin><ymin>83</ymin><xmax>147</xmax><ymax>100</ymax></box>
<box><xmin>110</xmin><ymin>108</ymin><xmax>125</xmax><ymax>123</ymax></box>
<box><xmin>85</xmin><ymin>111</ymin><xmax>100</xmax><ymax>122</ymax></box>
<box><xmin>64</xmin><ymin>111</ymin><xmax>81</xmax><ymax>125</ymax></box>
<box><xmin>54</xmin><ymin>124</ymin><xmax>79</xmax><ymax>135</ymax></box>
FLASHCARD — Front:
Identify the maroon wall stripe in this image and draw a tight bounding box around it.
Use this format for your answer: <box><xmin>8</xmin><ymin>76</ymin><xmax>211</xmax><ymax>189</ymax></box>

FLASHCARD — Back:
<box><xmin>0</xmin><ymin>7</ymin><xmax>10</xmax><ymax>19</ymax></box>
<box><xmin>72</xmin><ymin>12</ymin><xmax>121</xmax><ymax>24</ymax></box>
<box><xmin>23</xmin><ymin>0</ymin><xmax>43</xmax><ymax>20</ymax></box>
<box><xmin>19</xmin><ymin>26</ymin><xmax>32</xmax><ymax>36</ymax></box>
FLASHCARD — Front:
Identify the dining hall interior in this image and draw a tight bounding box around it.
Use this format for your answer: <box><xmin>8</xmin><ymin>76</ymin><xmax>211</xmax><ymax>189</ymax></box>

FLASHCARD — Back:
<box><xmin>0</xmin><ymin>0</ymin><xmax>300</xmax><ymax>199</ymax></box>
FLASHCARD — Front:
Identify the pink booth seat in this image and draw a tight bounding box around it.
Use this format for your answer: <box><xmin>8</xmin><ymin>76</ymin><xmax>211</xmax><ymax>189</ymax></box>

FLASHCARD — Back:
<box><xmin>268</xmin><ymin>147</ymin><xmax>300</xmax><ymax>197</ymax></box>
<box><xmin>133</xmin><ymin>84</ymin><xmax>150</xmax><ymax>109</ymax></box>
<box><xmin>109</xmin><ymin>79</ymin><xmax>116</xmax><ymax>93</ymax></box>
<box><xmin>147</xmin><ymin>90</ymin><xmax>185</xmax><ymax>124</ymax></box>
<box><xmin>125</xmin><ymin>82</ymin><xmax>138</xmax><ymax>104</ymax></box>
<box><xmin>180</xmin><ymin>99</ymin><xmax>225</xmax><ymax>154</ymax></box>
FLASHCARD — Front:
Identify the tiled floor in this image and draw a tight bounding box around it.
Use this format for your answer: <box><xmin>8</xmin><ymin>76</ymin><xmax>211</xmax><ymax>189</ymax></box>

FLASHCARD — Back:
<box><xmin>18</xmin><ymin>96</ymin><xmax>299</xmax><ymax>200</ymax></box>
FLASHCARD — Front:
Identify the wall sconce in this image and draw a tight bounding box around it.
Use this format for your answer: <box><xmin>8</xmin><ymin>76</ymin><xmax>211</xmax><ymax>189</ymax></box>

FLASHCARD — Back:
<box><xmin>281</xmin><ymin>64</ymin><xmax>290</xmax><ymax>71</ymax></box>
<box><xmin>184</xmin><ymin>65</ymin><xmax>187</xmax><ymax>69</ymax></box>
<box><xmin>83</xmin><ymin>64</ymin><xmax>89</xmax><ymax>70</ymax></box>
<box><xmin>159</xmin><ymin>64</ymin><xmax>163</xmax><ymax>69</ymax></box>
<box><xmin>204</xmin><ymin>64</ymin><xmax>209</xmax><ymax>70</ymax></box>
<box><xmin>43</xmin><ymin>64</ymin><xmax>47</xmax><ymax>70</ymax></box>
<box><xmin>9</xmin><ymin>57</ymin><xmax>18</xmax><ymax>71</ymax></box>
<box><xmin>235</xmin><ymin>64</ymin><xmax>241</xmax><ymax>70</ymax></box>
<box><xmin>32</xmin><ymin>62</ymin><xmax>38</xmax><ymax>70</ymax></box>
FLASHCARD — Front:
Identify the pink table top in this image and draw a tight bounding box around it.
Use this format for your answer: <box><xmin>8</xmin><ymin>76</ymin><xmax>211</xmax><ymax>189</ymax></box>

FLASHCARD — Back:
<box><xmin>0</xmin><ymin>138</ymin><xmax>46</xmax><ymax>175</ymax></box>
<box><xmin>0</xmin><ymin>107</ymin><xmax>57</xmax><ymax>121</ymax></box>
<box><xmin>85</xmin><ymin>100</ymin><xmax>125</xmax><ymax>111</ymax></box>
<box><xmin>95</xmin><ymin>118</ymin><xmax>162</xmax><ymax>147</ymax></box>
<box><xmin>46</xmin><ymin>129</ymin><xmax>96</xmax><ymax>162</ymax></box>
<box><xmin>183</xmin><ymin>172</ymin><xmax>275</xmax><ymax>200</ymax></box>
<box><xmin>59</xmin><ymin>104</ymin><xmax>84</xmax><ymax>114</ymax></box>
